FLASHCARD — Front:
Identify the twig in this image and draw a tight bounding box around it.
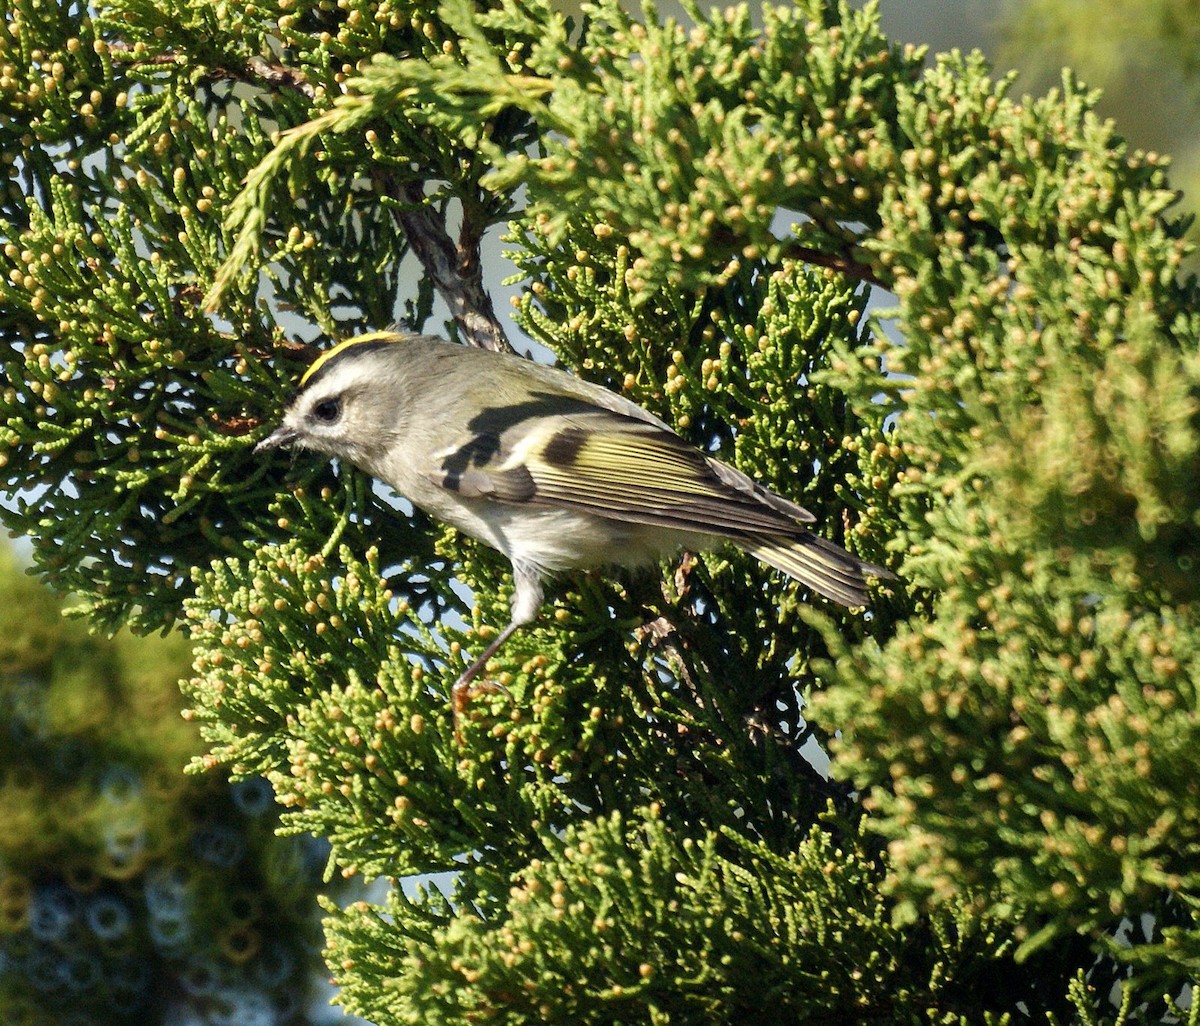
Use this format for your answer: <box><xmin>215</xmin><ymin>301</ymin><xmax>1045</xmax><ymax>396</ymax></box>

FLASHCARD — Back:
<box><xmin>242</xmin><ymin>56</ymin><xmax>317</xmax><ymax>100</ymax></box>
<box><xmin>780</xmin><ymin>240</ymin><xmax>883</xmax><ymax>287</ymax></box>
<box><xmin>106</xmin><ymin>42</ymin><xmax>317</xmax><ymax>100</ymax></box>
<box><xmin>383</xmin><ymin>177</ymin><xmax>512</xmax><ymax>353</ymax></box>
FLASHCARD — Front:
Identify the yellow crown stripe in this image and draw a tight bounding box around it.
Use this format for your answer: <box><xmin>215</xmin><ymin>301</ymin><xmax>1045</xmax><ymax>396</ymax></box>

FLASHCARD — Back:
<box><xmin>299</xmin><ymin>331</ymin><xmax>405</xmax><ymax>387</ymax></box>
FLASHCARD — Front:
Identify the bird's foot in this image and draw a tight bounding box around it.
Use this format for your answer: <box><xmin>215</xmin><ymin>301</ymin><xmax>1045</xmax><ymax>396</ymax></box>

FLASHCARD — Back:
<box><xmin>451</xmin><ymin>676</ymin><xmax>512</xmax><ymax>744</ymax></box>
<box><xmin>448</xmin><ymin>620</ymin><xmax>520</xmax><ymax>744</ymax></box>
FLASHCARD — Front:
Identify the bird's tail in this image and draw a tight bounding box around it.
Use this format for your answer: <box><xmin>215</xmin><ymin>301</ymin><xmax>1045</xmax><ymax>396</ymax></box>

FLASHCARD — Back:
<box><xmin>741</xmin><ymin>533</ymin><xmax>894</xmax><ymax>608</ymax></box>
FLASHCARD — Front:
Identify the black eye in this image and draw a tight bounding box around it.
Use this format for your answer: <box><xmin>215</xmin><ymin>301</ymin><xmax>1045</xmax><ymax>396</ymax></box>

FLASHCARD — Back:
<box><xmin>313</xmin><ymin>397</ymin><xmax>341</xmax><ymax>424</ymax></box>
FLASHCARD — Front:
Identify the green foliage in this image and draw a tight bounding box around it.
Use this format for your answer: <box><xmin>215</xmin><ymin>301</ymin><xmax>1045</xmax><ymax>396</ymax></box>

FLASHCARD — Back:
<box><xmin>293</xmin><ymin>0</ymin><xmax>922</xmax><ymax>299</ymax></box>
<box><xmin>0</xmin><ymin>543</ymin><xmax>329</xmax><ymax>1024</ymax></box>
<box><xmin>0</xmin><ymin>0</ymin><xmax>485</xmax><ymax>630</ymax></box>
<box><xmin>2</xmin><ymin>0</ymin><xmax>1199</xmax><ymax>1022</ymax></box>
<box><xmin>327</xmin><ymin>808</ymin><xmax>1073</xmax><ymax>1025</ymax></box>
<box><xmin>809</xmin><ymin>46</ymin><xmax>1200</xmax><ymax>1005</ymax></box>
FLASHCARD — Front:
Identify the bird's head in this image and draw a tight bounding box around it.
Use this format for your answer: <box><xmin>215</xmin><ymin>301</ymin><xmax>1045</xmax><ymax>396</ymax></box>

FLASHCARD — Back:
<box><xmin>255</xmin><ymin>331</ymin><xmax>412</xmax><ymax>471</ymax></box>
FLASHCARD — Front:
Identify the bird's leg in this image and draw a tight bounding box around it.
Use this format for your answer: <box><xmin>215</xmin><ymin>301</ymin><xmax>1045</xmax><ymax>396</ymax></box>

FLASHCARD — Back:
<box><xmin>452</xmin><ymin>562</ymin><xmax>542</xmax><ymax>742</ymax></box>
<box><xmin>451</xmin><ymin>618</ymin><xmax>519</xmax><ymax>716</ymax></box>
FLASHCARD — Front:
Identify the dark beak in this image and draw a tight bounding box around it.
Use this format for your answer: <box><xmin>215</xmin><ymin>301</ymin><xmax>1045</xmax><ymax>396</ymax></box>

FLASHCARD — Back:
<box><xmin>255</xmin><ymin>425</ymin><xmax>300</xmax><ymax>454</ymax></box>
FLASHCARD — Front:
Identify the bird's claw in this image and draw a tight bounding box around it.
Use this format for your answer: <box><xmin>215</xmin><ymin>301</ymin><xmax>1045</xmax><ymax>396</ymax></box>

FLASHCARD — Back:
<box><xmin>451</xmin><ymin>676</ymin><xmax>512</xmax><ymax>744</ymax></box>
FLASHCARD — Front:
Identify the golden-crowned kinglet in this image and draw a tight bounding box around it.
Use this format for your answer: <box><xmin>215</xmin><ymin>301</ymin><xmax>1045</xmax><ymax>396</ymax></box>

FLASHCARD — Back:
<box><xmin>257</xmin><ymin>331</ymin><xmax>893</xmax><ymax>695</ymax></box>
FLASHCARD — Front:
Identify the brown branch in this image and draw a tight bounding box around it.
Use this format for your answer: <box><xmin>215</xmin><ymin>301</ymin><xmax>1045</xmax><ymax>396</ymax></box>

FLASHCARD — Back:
<box><xmin>242</xmin><ymin>56</ymin><xmax>316</xmax><ymax>100</ymax></box>
<box><xmin>383</xmin><ymin>177</ymin><xmax>512</xmax><ymax>353</ymax></box>
<box><xmin>106</xmin><ymin>42</ymin><xmax>316</xmax><ymax>99</ymax></box>
<box><xmin>104</xmin><ymin>41</ymin><xmax>180</xmax><ymax>65</ymax></box>
<box><xmin>780</xmin><ymin>241</ymin><xmax>884</xmax><ymax>287</ymax></box>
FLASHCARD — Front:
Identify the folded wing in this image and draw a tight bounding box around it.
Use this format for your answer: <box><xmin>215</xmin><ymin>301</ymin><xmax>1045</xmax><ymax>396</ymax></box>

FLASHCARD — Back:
<box><xmin>431</xmin><ymin>405</ymin><xmax>890</xmax><ymax>606</ymax></box>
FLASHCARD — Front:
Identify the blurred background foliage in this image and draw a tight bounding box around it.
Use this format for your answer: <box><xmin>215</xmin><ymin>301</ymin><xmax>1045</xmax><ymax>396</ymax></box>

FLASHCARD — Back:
<box><xmin>0</xmin><ymin>543</ymin><xmax>335</xmax><ymax>1025</ymax></box>
<box><xmin>995</xmin><ymin>0</ymin><xmax>1200</xmax><ymax>246</ymax></box>
<box><xmin>872</xmin><ymin>0</ymin><xmax>1200</xmax><ymax>252</ymax></box>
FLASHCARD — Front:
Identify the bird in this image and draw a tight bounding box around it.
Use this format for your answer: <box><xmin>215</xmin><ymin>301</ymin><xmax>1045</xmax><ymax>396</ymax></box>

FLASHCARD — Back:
<box><xmin>256</xmin><ymin>330</ymin><xmax>893</xmax><ymax>703</ymax></box>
